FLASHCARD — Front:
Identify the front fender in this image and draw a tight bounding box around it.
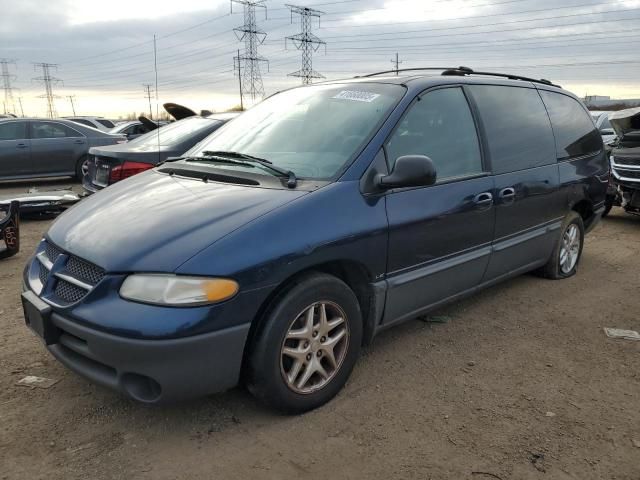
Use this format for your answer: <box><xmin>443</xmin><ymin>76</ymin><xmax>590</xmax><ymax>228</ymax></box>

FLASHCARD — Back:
<box><xmin>176</xmin><ymin>181</ymin><xmax>389</xmax><ymax>292</ymax></box>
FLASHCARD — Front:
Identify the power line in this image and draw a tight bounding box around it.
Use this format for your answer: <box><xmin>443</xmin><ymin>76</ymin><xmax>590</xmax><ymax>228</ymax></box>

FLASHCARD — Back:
<box><xmin>57</xmin><ymin>0</ymin><xmax>355</xmax><ymax>67</ymax></box>
<box><xmin>233</xmin><ymin>0</ymin><xmax>269</xmax><ymax>103</ymax></box>
<box><xmin>318</xmin><ymin>6</ymin><xmax>640</xmax><ymax>42</ymax></box>
<box><xmin>32</xmin><ymin>63</ymin><xmax>62</xmax><ymax>119</ymax></box>
<box><xmin>314</xmin><ymin>0</ymin><xmax>628</xmax><ymax>29</ymax></box>
<box><xmin>285</xmin><ymin>4</ymin><xmax>326</xmax><ymax>84</ymax></box>
<box><xmin>0</xmin><ymin>59</ymin><xmax>18</xmax><ymax>114</ymax></box>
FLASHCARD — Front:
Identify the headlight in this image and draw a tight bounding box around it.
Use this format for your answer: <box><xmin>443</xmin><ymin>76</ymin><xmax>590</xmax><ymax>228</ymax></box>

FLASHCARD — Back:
<box><xmin>120</xmin><ymin>274</ymin><xmax>239</xmax><ymax>306</ymax></box>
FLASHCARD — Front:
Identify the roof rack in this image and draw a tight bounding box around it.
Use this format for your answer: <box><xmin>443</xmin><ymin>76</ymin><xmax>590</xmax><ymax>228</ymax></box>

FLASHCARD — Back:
<box><xmin>359</xmin><ymin>66</ymin><xmax>561</xmax><ymax>88</ymax></box>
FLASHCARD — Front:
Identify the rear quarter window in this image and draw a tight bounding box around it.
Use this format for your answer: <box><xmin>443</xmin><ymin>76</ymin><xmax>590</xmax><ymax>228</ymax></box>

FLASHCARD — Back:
<box><xmin>70</xmin><ymin>119</ymin><xmax>95</xmax><ymax>128</ymax></box>
<box><xmin>539</xmin><ymin>91</ymin><xmax>602</xmax><ymax>160</ymax></box>
<box><xmin>97</xmin><ymin>119</ymin><xmax>115</xmax><ymax>128</ymax></box>
<box><xmin>467</xmin><ymin>85</ymin><xmax>556</xmax><ymax>174</ymax></box>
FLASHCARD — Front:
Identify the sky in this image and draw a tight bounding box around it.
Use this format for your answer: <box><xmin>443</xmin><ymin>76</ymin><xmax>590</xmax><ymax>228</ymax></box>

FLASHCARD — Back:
<box><xmin>1</xmin><ymin>0</ymin><xmax>639</xmax><ymax>118</ymax></box>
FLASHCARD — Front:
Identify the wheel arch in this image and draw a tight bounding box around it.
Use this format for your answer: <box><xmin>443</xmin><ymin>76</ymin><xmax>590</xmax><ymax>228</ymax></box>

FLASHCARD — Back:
<box><xmin>571</xmin><ymin>198</ymin><xmax>595</xmax><ymax>229</ymax></box>
<box><xmin>240</xmin><ymin>259</ymin><xmax>380</xmax><ymax>379</ymax></box>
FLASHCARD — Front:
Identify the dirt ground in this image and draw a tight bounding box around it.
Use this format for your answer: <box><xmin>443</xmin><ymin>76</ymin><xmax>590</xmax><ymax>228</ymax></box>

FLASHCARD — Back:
<box><xmin>0</xmin><ymin>179</ymin><xmax>638</xmax><ymax>480</ymax></box>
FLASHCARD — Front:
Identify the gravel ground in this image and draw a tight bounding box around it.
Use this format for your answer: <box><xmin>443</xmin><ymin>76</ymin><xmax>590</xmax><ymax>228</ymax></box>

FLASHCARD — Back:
<box><xmin>0</xmin><ymin>179</ymin><xmax>639</xmax><ymax>480</ymax></box>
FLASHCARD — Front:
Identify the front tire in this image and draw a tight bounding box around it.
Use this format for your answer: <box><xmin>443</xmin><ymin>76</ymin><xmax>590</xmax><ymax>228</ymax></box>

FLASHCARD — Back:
<box><xmin>247</xmin><ymin>273</ymin><xmax>362</xmax><ymax>414</ymax></box>
<box><xmin>537</xmin><ymin>211</ymin><xmax>584</xmax><ymax>279</ymax></box>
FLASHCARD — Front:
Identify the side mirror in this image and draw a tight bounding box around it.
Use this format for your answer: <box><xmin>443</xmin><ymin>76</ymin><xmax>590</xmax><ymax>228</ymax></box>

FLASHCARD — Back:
<box><xmin>378</xmin><ymin>155</ymin><xmax>437</xmax><ymax>189</ymax></box>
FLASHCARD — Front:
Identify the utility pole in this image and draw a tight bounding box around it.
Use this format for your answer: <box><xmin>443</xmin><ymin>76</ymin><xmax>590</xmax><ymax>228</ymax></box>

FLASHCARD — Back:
<box><xmin>0</xmin><ymin>59</ymin><xmax>18</xmax><ymax>114</ymax></box>
<box><xmin>17</xmin><ymin>97</ymin><xmax>24</xmax><ymax>117</ymax></box>
<box><xmin>143</xmin><ymin>83</ymin><xmax>154</xmax><ymax>119</ymax></box>
<box><xmin>285</xmin><ymin>5</ymin><xmax>325</xmax><ymax>85</ymax></box>
<box><xmin>232</xmin><ymin>0</ymin><xmax>268</xmax><ymax>104</ymax></box>
<box><xmin>391</xmin><ymin>53</ymin><xmax>402</xmax><ymax>75</ymax></box>
<box><xmin>67</xmin><ymin>95</ymin><xmax>77</xmax><ymax>115</ymax></box>
<box><xmin>33</xmin><ymin>63</ymin><xmax>62</xmax><ymax>119</ymax></box>
<box><xmin>235</xmin><ymin>49</ymin><xmax>244</xmax><ymax>111</ymax></box>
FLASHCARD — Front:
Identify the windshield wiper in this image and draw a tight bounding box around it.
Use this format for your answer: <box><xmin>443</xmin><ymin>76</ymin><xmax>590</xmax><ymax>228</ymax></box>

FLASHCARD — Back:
<box><xmin>202</xmin><ymin>150</ymin><xmax>297</xmax><ymax>188</ymax></box>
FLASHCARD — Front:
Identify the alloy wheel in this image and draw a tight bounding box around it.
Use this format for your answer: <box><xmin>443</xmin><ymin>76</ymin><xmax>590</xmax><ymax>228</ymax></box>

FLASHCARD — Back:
<box><xmin>81</xmin><ymin>159</ymin><xmax>90</xmax><ymax>177</ymax></box>
<box><xmin>280</xmin><ymin>301</ymin><xmax>349</xmax><ymax>395</ymax></box>
<box><xmin>559</xmin><ymin>223</ymin><xmax>581</xmax><ymax>274</ymax></box>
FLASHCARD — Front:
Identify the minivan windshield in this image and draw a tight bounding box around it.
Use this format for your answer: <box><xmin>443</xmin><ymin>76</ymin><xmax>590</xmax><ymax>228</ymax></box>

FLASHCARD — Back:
<box><xmin>187</xmin><ymin>83</ymin><xmax>405</xmax><ymax>179</ymax></box>
<box><xmin>131</xmin><ymin>117</ymin><xmax>219</xmax><ymax>147</ymax></box>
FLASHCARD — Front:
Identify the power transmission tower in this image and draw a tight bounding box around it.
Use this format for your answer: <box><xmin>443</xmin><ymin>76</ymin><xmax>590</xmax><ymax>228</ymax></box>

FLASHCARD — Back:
<box><xmin>67</xmin><ymin>95</ymin><xmax>77</xmax><ymax>115</ymax></box>
<box><xmin>285</xmin><ymin>5</ymin><xmax>325</xmax><ymax>85</ymax></box>
<box><xmin>232</xmin><ymin>0</ymin><xmax>268</xmax><ymax>104</ymax></box>
<box><xmin>143</xmin><ymin>83</ymin><xmax>154</xmax><ymax>118</ymax></box>
<box><xmin>17</xmin><ymin>97</ymin><xmax>25</xmax><ymax>117</ymax></box>
<box><xmin>0</xmin><ymin>59</ymin><xmax>18</xmax><ymax>114</ymax></box>
<box><xmin>33</xmin><ymin>63</ymin><xmax>62</xmax><ymax>119</ymax></box>
<box><xmin>391</xmin><ymin>53</ymin><xmax>402</xmax><ymax>75</ymax></box>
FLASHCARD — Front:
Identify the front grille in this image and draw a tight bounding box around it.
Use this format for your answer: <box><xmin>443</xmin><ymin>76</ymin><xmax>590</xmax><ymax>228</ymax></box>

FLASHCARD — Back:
<box><xmin>45</xmin><ymin>242</ymin><xmax>63</xmax><ymax>263</ymax></box>
<box><xmin>39</xmin><ymin>262</ymin><xmax>49</xmax><ymax>286</ymax></box>
<box><xmin>615</xmin><ymin>157</ymin><xmax>640</xmax><ymax>166</ymax></box>
<box><xmin>66</xmin><ymin>256</ymin><xmax>105</xmax><ymax>285</ymax></box>
<box><xmin>614</xmin><ymin>168</ymin><xmax>640</xmax><ymax>180</ymax></box>
<box><xmin>55</xmin><ymin>280</ymin><xmax>88</xmax><ymax>303</ymax></box>
<box><xmin>34</xmin><ymin>240</ymin><xmax>105</xmax><ymax>305</ymax></box>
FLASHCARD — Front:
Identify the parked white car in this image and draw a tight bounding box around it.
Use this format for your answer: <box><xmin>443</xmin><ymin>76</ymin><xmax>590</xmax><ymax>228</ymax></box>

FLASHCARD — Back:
<box><xmin>63</xmin><ymin>116</ymin><xmax>116</xmax><ymax>132</ymax></box>
<box><xmin>590</xmin><ymin>111</ymin><xmax>617</xmax><ymax>145</ymax></box>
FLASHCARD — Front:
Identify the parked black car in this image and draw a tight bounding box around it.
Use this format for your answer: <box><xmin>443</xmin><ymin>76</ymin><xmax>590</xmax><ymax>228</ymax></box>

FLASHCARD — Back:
<box><xmin>83</xmin><ymin>113</ymin><xmax>238</xmax><ymax>193</ymax></box>
<box><xmin>605</xmin><ymin>107</ymin><xmax>640</xmax><ymax>216</ymax></box>
<box><xmin>22</xmin><ymin>68</ymin><xmax>607</xmax><ymax>412</ymax></box>
<box><xmin>0</xmin><ymin>118</ymin><xmax>126</xmax><ymax>180</ymax></box>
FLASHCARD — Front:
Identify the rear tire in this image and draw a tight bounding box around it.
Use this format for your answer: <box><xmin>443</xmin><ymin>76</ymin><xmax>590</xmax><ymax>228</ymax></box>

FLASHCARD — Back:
<box><xmin>75</xmin><ymin>156</ymin><xmax>89</xmax><ymax>181</ymax></box>
<box><xmin>536</xmin><ymin>211</ymin><xmax>584</xmax><ymax>279</ymax></box>
<box><xmin>247</xmin><ymin>273</ymin><xmax>362</xmax><ymax>414</ymax></box>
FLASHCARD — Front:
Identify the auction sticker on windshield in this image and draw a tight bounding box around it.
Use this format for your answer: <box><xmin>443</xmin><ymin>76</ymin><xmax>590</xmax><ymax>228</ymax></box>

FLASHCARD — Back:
<box><xmin>332</xmin><ymin>91</ymin><xmax>381</xmax><ymax>103</ymax></box>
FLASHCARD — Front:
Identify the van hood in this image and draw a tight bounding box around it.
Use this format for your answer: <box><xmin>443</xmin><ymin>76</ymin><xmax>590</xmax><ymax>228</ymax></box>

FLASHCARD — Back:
<box><xmin>609</xmin><ymin>107</ymin><xmax>640</xmax><ymax>138</ymax></box>
<box><xmin>47</xmin><ymin>170</ymin><xmax>307</xmax><ymax>272</ymax></box>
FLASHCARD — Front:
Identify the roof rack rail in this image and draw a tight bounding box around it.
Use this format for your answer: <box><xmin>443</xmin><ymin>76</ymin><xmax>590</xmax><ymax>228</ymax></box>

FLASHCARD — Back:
<box><xmin>358</xmin><ymin>67</ymin><xmax>460</xmax><ymax>78</ymax></box>
<box><xmin>442</xmin><ymin>67</ymin><xmax>561</xmax><ymax>88</ymax></box>
<box><xmin>359</xmin><ymin>66</ymin><xmax>561</xmax><ymax>88</ymax></box>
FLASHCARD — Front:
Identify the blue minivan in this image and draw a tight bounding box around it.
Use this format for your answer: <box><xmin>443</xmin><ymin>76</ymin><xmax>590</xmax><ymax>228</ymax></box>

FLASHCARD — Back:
<box><xmin>22</xmin><ymin>68</ymin><xmax>608</xmax><ymax>412</ymax></box>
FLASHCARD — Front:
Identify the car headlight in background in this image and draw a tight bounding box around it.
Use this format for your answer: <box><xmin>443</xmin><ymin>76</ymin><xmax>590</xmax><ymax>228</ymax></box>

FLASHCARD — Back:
<box><xmin>120</xmin><ymin>274</ymin><xmax>239</xmax><ymax>306</ymax></box>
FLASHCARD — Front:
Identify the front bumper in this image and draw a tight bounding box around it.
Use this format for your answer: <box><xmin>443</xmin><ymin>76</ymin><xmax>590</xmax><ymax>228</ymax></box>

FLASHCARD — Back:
<box><xmin>24</xmin><ymin>291</ymin><xmax>250</xmax><ymax>403</ymax></box>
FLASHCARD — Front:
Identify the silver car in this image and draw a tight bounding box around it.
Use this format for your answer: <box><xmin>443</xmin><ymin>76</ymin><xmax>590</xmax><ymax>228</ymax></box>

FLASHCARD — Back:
<box><xmin>0</xmin><ymin>118</ymin><xmax>126</xmax><ymax>180</ymax></box>
<box><xmin>590</xmin><ymin>111</ymin><xmax>617</xmax><ymax>145</ymax></box>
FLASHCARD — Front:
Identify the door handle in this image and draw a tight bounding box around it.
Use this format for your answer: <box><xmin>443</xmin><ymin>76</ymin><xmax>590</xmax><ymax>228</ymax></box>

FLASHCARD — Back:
<box><xmin>16</xmin><ymin>143</ymin><xmax>28</xmax><ymax>149</ymax></box>
<box><xmin>473</xmin><ymin>192</ymin><xmax>493</xmax><ymax>208</ymax></box>
<box><xmin>73</xmin><ymin>140</ymin><xmax>85</xmax><ymax>144</ymax></box>
<box><xmin>499</xmin><ymin>187</ymin><xmax>516</xmax><ymax>202</ymax></box>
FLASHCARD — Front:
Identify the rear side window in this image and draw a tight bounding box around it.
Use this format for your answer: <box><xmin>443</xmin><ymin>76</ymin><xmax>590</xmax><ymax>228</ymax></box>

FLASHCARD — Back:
<box><xmin>600</xmin><ymin>117</ymin><xmax>612</xmax><ymax>131</ymax></box>
<box><xmin>31</xmin><ymin>122</ymin><xmax>82</xmax><ymax>139</ymax></box>
<box><xmin>385</xmin><ymin>87</ymin><xmax>483</xmax><ymax>182</ymax></box>
<box><xmin>97</xmin><ymin>119</ymin><xmax>115</xmax><ymax>128</ymax></box>
<box><xmin>540</xmin><ymin>91</ymin><xmax>602</xmax><ymax>159</ymax></box>
<box><xmin>0</xmin><ymin>121</ymin><xmax>27</xmax><ymax>140</ymax></box>
<box><xmin>70</xmin><ymin>119</ymin><xmax>95</xmax><ymax>128</ymax></box>
<box><xmin>468</xmin><ymin>85</ymin><xmax>556</xmax><ymax>174</ymax></box>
